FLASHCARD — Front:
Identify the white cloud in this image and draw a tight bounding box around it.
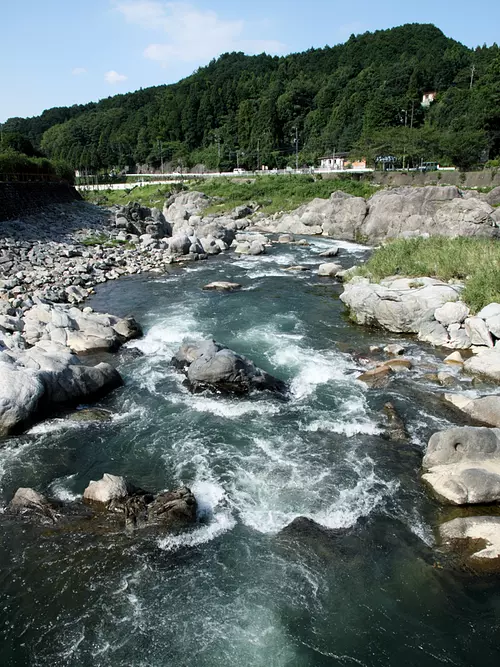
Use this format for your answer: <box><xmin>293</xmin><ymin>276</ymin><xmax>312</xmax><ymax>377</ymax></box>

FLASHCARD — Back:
<box><xmin>105</xmin><ymin>70</ymin><xmax>128</xmax><ymax>84</ymax></box>
<box><xmin>114</xmin><ymin>1</ymin><xmax>285</xmax><ymax>66</ymax></box>
<box><xmin>72</xmin><ymin>67</ymin><xmax>87</xmax><ymax>75</ymax></box>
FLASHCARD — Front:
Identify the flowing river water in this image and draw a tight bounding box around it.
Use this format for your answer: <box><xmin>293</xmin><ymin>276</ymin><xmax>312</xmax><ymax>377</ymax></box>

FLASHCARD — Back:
<box><xmin>0</xmin><ymin>237</ymin><xmax>499</xmax><ymax>666</ymax></box>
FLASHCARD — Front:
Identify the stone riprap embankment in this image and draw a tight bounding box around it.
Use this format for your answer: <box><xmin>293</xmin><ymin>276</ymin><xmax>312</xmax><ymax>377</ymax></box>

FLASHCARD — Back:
<box><xmin>0</xmin><ymin>193</ymin><xmax>267</xmax><ymax>435</ymax></box>
<box><xmin>257</xmin><ymin>186</ymin><xmax>500</xmax><ymax>241</ymax></box>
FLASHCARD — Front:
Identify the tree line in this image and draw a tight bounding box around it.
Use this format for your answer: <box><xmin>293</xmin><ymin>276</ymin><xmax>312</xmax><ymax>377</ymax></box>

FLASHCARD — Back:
<box><xmin>3</xmin><ymin>23</ymin><xmax>500</xmax><ymax>173</ymax></box>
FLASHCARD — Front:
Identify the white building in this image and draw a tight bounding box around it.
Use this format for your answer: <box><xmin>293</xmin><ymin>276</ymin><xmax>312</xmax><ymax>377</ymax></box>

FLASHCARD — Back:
<box><xmin>319</xmin><ymin>153</ymin><xmax>347</xmax><ymax>170</ymax></box>
<box><xmin>421</xmin><ymin>91</ymin><xmax>436</xmax><ymax>107</ymax></box>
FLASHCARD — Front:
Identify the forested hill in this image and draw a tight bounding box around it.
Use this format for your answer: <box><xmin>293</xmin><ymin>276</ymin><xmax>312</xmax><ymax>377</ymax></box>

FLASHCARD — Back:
<box><xmin>4</xmin><ymin>23</ymin><xmax>500</xmax><ymax>171</ymax></box>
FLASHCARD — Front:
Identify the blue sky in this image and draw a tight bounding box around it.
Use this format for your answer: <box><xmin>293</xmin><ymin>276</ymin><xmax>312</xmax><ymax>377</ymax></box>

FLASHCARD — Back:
<box><xmin>1</xmin><ymin>0</ymin><xmax>499</xmax><ymax>122</ymax></box>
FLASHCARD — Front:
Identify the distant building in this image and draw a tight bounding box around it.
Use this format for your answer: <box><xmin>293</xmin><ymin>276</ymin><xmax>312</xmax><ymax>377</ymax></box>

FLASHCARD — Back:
<box><xmin>421</xmin><ymin>91</ymin><xmax>436</xmax><ymax>107</ymax></box>
<box><xmin>319</xmin><ymin>152</ymin><xmax>348</xmax><ymax>170</ymax></box>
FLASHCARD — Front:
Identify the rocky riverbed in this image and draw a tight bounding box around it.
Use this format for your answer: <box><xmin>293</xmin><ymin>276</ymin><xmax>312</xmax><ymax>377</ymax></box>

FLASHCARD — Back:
<box><xmin>1</xmin><ymin>190</ymin><xmax>500</xmax><ymax>665</ymax></box>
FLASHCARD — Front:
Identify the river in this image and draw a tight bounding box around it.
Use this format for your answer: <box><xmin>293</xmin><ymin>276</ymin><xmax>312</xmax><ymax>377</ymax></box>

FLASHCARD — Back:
<box><xmin>0</xmin><ymin>237</ymin><xmax>499</xmax><ymax>666</ymax></box>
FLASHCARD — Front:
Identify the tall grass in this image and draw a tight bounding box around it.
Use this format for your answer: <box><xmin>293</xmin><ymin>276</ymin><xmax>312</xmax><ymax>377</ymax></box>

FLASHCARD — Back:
<box><xmin>354</xmin><ymin>237</ymin><xmax>500</xmax><ymax>312</ymax></box>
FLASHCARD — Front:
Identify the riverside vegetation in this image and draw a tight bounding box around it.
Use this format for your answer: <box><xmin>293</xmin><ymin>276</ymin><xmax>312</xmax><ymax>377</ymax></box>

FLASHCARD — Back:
<box><xmin>352</xmin><ymin>237</ymin><xmax>500</xmax><ymax>312</ymax></box>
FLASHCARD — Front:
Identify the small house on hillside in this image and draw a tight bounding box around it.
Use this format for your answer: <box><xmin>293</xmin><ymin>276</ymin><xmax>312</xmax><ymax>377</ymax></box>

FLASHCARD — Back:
<box><xmin>421</xmin><ymin>91</ymin><xmax>436</xmax><ymax>107</ymax></box>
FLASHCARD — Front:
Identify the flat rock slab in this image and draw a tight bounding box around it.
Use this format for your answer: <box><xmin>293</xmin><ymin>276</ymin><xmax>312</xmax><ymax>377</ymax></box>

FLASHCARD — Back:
<box><xmin>422</xmin><ymin>426</ymin><xmax>500</xmax><ymax>504</ymax></box>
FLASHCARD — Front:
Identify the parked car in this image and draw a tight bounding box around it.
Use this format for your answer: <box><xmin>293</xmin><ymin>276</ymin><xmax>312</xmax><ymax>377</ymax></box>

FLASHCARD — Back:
<box><xmin>418</xmin><ymin>162</ymin><xmax>438</xmax><ymax>172</ymax></box>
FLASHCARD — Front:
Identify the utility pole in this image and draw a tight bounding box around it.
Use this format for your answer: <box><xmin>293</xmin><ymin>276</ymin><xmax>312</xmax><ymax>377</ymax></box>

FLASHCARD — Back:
<box><xmin>294</xmin><ymin>126</ymin><xmax>299</xmax><ymax>171</ymax></box>
<box><xmin>157</xmin><ymin>139</ymin><xmax>164</xmax><ymax>174</ymax></box>
<box><xmin>216</xmin><ymin>134</ymin><xmax>221</xmax><ymax>172</ymax></box>
<box><xmin>401</xmin><ymin>109</ymin><xmax>408</xmax><ymax>170</ymax></box>
<box><xmin>257</xmin><ymin>138</ymin><xmax>260</xmax><ymax>171</ymax></box>
<box><xmin>470</xmin><ymin>63</ymin><xmax>476</xmax><ymax>89</ymax></box>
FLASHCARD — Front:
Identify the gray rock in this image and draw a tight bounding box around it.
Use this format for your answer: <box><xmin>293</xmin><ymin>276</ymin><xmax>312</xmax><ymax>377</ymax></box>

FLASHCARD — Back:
<box><xmin>446</xmin><ymin>323</ymin><xmax>471</xmax><ymax>349</ymax></box>
<box><xmin>173</xmin><ymin>339</ymin><xmax>287</xmax><ymax>395</ymax></box>
<box><xmin>444</xmin><ymin>393</ymin><xmax>500</xmax><ymax>428</ymax></box>
<box><xmin>202</xmin><ymin>281</ymin><xmax>242</xmax><ymax>291</ymax></box>
<box><xmin>318</xmin><ymin>246</ymin><xmax>339</xmax><ymax>257</ymax></box>
<box><xmin>418</xmin><ymin>320</ymin><xmax>449</xmax><ymax>346</ymax></box>
<box><xmin>464</xmin><ymin>348</ymin><xmax>500</xmax><ymax>381</ymax></box>
<box><xmin>340</xmin><ymin>277</ymin><xmax>462</xmax><ymax>334</ymax></box>
<box><xmin>486</xmin><ymin>186</ymin><xmax>500</xmax><ymax>207</ymax></box>
<box><xmin>0</xmin><ymin>342</ymin><xmax>122</xmax><ymax>436</ymax></box>
<box><xmin>464</xmin><ymin>317</ymin><xmax>494</xmax><ymax>347</ymax></box>
<box><xmin>7</xmin><ymin>487</ymin><xmax>57</xmax><ymax>522</ymax></box>
<box><xmin>167</xmin><ymin>233</ymin><xmax>191</xmax><ymax>256</ymax></box>
<box><xmin>317</xmin><ymin>262</ymin><xmax>342</xmax><ymax>277</ymax></box>
<box><xmin>362</xmin><ymin>186</ymin><xmax>497</xmax><ymax>242</ymax></box>
<box><xmin>434</xmin><ymin>301</ymin><xmax>469</xmax><ymax>326</ymax></box>
<box><xmin>485</xmin><ymin>314</ymin><xmax>500</xmax><ymax>339</ymax></box>
<box><xmin>422</xmin><ymin>426</ymin><xmax>500</xmax><ymax>504</ymax></box>
<box><xmin>83</xmin><ymin>473</ymin><xmax>130</xmax><ymax>505</ymax></box>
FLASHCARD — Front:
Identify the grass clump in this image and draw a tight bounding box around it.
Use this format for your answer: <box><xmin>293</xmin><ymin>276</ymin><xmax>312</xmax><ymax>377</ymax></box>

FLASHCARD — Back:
<box><xmin>353</xmin><ymin>237</ymin><xmax>500</xmax><ymax>312</ymax></box>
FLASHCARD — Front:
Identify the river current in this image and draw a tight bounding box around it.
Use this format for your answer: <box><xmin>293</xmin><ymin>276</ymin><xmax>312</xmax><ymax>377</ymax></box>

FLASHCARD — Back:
<box><xmin>0</xmin><ymin>237</ymin><xmax>499</xmax><ymax>666</ymax></box>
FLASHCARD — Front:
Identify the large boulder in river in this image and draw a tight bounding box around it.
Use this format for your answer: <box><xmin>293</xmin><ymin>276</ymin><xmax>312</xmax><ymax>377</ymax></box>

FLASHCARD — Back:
<box><xmin>444</xmin><ymin>394</ymin><xmax>500</xmax><ymax>428</ymax></box>
<box><xmin>0</xmin><ymin>341</ymin><xmax>122</xmax><ymax>436</ymax></box>
<box><xmin>422</xmin><ymin>426</ymin><xmax>500</xmax><ymax>504</ymax></box>
<box><xmin>173</xmin><ymin>339</ymin><xmax>287</xmax><ymax>395</ymax></box>
<box><xmin>340</xmin><ymin>277</ymin><xmax>462</xmax><ymax>334</ymax></box>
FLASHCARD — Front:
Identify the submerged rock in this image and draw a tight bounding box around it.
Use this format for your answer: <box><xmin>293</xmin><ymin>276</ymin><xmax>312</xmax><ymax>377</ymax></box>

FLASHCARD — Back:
<box><xmin>383</xmin><ymin>402</ymin><xmax>408</xmax><ymax>441</ymax></box>
<box><xmin>202</xmin><ymin>281</ymin><xmax>242</xmax><ymax>291</ymax></box>
<box><xmin>439</xmin><ymin>516</ymin><xmax>500</xmax><ymax>569</ymax></box>
<box><xmin>7</xmin><ymin>488</ymin><xmax>58</xmax><ymax>523</ymax></box>
<box><xmin>173</xmin><ymin>339</ymin><xmax>287</xmax><ymax>395</ymax></box>
<box><xmin>422</xmin><ymin>427</ymin><xmax>500</xmax><ymax>504</ymax></box>
<box><xmin>67</xmin><ymin>408</ymin><xmax>113</xmax><ymax>422</ymax></box>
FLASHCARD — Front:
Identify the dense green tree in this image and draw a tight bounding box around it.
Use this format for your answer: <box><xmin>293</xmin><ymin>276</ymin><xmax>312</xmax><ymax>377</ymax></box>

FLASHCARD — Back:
<box><xmin>5</xmin><ymin>23</ymin><xmax>499</xmax><ymax>172</ymax></box>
